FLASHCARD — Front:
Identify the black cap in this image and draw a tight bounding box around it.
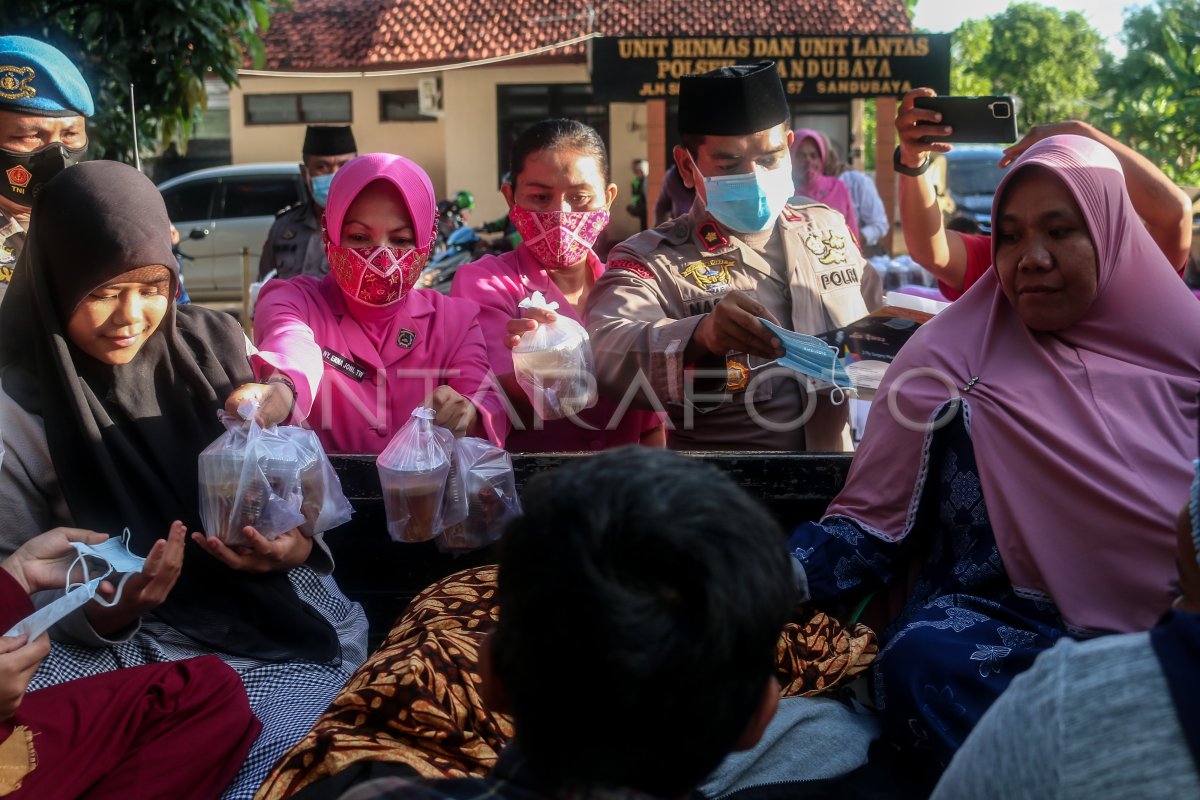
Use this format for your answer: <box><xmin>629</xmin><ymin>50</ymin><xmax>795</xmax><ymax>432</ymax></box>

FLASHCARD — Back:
<box><xmin>302</xmin><ymin>125</ymin><xmax>357</xmax><ymax>157</ymax></box>
<box><xmin>678</xmin><ymin>62</ymin><xmax>790</xmax><ymax>137</ymax></box>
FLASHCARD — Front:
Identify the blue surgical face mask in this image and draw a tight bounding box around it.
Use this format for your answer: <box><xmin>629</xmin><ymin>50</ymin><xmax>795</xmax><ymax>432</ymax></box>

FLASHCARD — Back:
<box><xmin>4</xmin><ymin>530</ymin><xmax>146</xmax><ymax>641</ymax></box>
<box><xmin>759</xmin><ymin>318</ymin><xmax>854</xmax><ymax>403</ymax></box>
<box><xmin>695</xmin><ymin>157</ymin><xmax>794</xmax><ymax>233</ymax></box>
<box><xmin>310</xmin><ymin>173</ymin><xmax>334</xmax><ymax>207</ymax></box>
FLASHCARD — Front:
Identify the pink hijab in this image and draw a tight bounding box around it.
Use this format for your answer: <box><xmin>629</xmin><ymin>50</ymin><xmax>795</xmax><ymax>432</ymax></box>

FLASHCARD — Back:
<box><xmin>791</xmin><ymin>128</ymin><xmax>858</xmax><ymax>236</ymax></box>
<box><xmin>826</xmin><ymin>135</ymin><xmax>1200</xmax><ymax>634</ymax></box>
<box><xmin>319</xmin><ymin>153</ymin><xmax>439</xmax><ymax>346</ymax></box>
<box><xmin>324</xmin><ymin>152</ymin><xmax>437</xmax><ymax>250</ymax></box>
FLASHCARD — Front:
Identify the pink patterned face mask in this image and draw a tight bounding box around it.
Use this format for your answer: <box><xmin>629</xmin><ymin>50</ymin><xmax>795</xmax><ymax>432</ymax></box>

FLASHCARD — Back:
<box><xmin>510</xmin><ymin>205</ymin><xmax>610</xmax><ymax>270</ymax></box>
<box><xmin>326</xmin><ymin>242</ymin><xmax>431</xmax><ymax>306</ymax></box>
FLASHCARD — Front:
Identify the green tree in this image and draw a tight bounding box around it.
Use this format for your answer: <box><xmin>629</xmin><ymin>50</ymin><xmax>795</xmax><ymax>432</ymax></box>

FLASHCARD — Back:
<box><xmin>8</xmin><ymin>0</ymin><xmax>286</xmax><ymax>162</ymax></box>
<box><xmin>951</xmin><ymin>3</ymin><xmax>1106</xmax><ymax>132</ymax></box>
<box><xmin>1102</xmin><ymin>0</ymin><xmax>1200</xmax><ymax>183</ymax></box>
<box><xmin>950</xmin><ymin>18</ymin><xmax>993</xmax><ymax>97</ymax></box>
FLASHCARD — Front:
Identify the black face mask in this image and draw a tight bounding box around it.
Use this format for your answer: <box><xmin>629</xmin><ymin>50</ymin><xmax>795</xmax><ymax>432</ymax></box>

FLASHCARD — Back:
<box><xmin>0</xmin><ymin>141</ymin><xmax>88</xmax><ymax>207</ymax></box>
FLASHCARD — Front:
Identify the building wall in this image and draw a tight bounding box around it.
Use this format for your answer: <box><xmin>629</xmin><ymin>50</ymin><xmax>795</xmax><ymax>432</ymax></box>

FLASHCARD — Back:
<box><xmin>440</xmin><ymin>63</ymin><xmax>590</xmax><ymax>222</ymax></box>
<box><xmin>606</xmin><ymin>102</ymin><xmax>649</xmax><ymax>242</ymax></box>
<box><xmin>229</xmin><ymin>74</ymin><xmax>449</xmax><ymax>202</ymax></box>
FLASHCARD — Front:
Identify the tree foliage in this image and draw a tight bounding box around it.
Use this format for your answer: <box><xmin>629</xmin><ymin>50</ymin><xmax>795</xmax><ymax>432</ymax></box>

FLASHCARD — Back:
<box><xmin>7</xmin><ymin>0</ymin><xmax>287</xmax><ymax>162</ymax></box>
<box><xmin>1102</xmin><ymin>0</ymin><xmax>1200</xmax><ymax>183</ymax></box>
<box><xmin>950</xmin><ymin>3</ymin><xmax>1105</xmax><ymax>132</ymax></box>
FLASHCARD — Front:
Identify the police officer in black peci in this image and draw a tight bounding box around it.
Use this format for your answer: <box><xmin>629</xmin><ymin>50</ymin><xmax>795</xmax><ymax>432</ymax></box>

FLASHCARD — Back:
<box><xmin>258</xmin><ymin>124</ymin><xmax>357</xmax><ymax>281</ymax></box>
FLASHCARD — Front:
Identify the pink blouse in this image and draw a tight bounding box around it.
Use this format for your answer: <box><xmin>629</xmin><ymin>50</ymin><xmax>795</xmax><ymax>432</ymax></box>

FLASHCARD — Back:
<box><xmin>252</xmin><ymin>275</ymin><xmax>502</xmax><ymax>454</ymax></box>
<box><xmin>450</xmin><ymin>245</ymin><xmax>660</xmax><ymax>452</ymax></box>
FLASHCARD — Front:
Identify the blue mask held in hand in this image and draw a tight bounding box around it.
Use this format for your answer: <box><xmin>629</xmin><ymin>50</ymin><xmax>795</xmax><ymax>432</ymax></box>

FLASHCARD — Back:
<box><xmin>759</xmin><ymin>318</ymin><xmax>855</xmax><ymax>404</ymax></box>
<box><xmin>4</xmin><ymin>529</ymin><xmax>145</xmax><ymax>641</ymax></box>
<box><xmin>697</xmin><ymin>158</ymin><xmax>794</xmax><ymax>233</ymax></box>
<box><xmin>310</xmin><ymin>173</ymin><xmax>334</xmax><ymax>207</ymax></box>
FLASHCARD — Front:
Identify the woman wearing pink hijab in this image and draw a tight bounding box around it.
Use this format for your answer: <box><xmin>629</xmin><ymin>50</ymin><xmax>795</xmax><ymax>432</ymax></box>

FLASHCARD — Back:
<box><xmin>244</xmin><ymin>153</ymin><xmax>501</xmax><ymax>453</ymax></box>
<box><xmin>787</xmin><ymin>135</ymin><xmax>1200</xmax><ymax>785</ymax></box>
<box><xmin>451</xmin><ymin>119</ymin><xmax>663</xmax><ymax>452</ymax></box>
<box><xmin>791</xmin><ymin>128</ymin><xmax>859</xmax><ymax>241</ymax></box>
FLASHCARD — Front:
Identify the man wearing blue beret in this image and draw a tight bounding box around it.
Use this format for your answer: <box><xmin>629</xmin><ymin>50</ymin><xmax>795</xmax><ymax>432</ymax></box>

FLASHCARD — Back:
<box><xmin>0</xmin><ymin>36</ymin><xmax>94</xmax><ymax>301</ymax></box>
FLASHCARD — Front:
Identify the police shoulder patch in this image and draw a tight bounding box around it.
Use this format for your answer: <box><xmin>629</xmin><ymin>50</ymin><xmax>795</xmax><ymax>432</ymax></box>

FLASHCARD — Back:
<box><xmin>607</xmin><ymin>258</ymin><xmax>655</xmax><ymax>281</ymax></box>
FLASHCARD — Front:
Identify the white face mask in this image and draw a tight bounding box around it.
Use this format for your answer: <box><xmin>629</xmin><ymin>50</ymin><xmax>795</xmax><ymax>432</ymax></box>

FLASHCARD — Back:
<box><xmin>4</xmin><ymin>530</ymin><xmax>146</xmax><ymax>641</ymax></box>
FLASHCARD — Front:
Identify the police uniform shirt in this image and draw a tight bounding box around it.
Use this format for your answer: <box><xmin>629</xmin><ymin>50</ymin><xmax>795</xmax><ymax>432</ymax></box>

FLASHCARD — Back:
<box><xmin>0</xmin><ymin>209</ymin><xmax>26</xmax><ymax>304</ymax></box>
<box><xmin>258</xmin><ymin>200</ymin><xmax>330</xmax><ymax>281</ymax></box>
<box><xmin>586</xmin><ymin>198</ymin><xmax>872</xmax><ymax>452</ymax></box>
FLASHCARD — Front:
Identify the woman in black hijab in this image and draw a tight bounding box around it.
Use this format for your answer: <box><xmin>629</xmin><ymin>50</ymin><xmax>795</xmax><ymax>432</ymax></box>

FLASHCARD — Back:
<box><xmin>0</xmin><ymin>161</ymin><xmax>368</xmax><ymax>799</ymax></box>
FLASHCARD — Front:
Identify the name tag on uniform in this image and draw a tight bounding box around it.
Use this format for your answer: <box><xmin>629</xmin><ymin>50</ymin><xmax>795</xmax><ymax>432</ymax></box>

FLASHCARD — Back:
<box><xmin>322</xmin><ymin>348</ymin><xmax>371</xmax><ymax>382</ymax></box>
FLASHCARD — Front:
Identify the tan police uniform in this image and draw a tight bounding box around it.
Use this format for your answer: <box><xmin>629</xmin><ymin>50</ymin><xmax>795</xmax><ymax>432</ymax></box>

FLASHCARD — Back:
<box><xmin>258</xmin><ymin>200</ymin><xmax>329</xmax><ymax>281</ymax></box>
<box><xmin>586</xmin><ymin>199</ymin><xmax>872</xmax><ymax>452</ymax></box>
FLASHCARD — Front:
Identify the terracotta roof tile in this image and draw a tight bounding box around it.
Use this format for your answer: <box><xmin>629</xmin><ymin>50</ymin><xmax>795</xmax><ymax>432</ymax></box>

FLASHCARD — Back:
<box><xmin>258</xmin><ymin>0</ymin><xmax>913</xmax><ymax>71</ymax></box>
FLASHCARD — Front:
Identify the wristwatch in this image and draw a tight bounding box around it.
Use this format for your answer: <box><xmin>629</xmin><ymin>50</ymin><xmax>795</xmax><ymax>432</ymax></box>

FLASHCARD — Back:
<box><xmin>893</xmin><ymin>146</ymin><xmax>932</xmax><ymax>177</ymax></box>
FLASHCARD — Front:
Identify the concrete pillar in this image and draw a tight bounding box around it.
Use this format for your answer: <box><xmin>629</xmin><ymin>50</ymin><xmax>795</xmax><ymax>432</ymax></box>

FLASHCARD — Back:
<box><xmin>874</xmin><ymin>95</ymin><xmax>897</xmax><ymax>256</ymax></box>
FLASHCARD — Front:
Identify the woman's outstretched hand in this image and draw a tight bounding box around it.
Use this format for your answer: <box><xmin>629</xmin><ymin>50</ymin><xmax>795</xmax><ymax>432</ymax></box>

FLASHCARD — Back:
<box><xmin>84</xmin><ymin>521</ymin><xmax>186</xmax><ymax>636</ymax></box>
<box><xmin>191</xmin><ymin>526</ymin><xmax>312</xmax><ymax>574</ymax></box>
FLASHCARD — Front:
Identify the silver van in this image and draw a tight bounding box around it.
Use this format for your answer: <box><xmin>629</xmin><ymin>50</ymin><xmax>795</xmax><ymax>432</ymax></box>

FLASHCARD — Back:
<box><xmin>158</xmin><ymin>163</ymin><xmax>304</xmax><ymax>303</ymax></box>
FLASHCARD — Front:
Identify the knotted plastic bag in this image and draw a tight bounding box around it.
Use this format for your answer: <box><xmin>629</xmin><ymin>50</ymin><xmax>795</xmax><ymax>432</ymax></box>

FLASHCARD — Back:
<box><xmin>377</xmin><ymin>407</ymin><xmax>455</xmax><ymax>543</ymax></box>
<box><xmin>198</xmin><ymin>402</ymin><xmax>307</xmax><ymax>547</ymax></box>
<box><xmin>511</xmin><ymin>291</ymin><xmax>597</xmax><ymax>420</ymax></box>
<box><xmin>277</xmin><ymin>426</ymin><xmax>355</xmax><ymax>537</ymax></box>
<box><xmin>436</xmin><ymin>437</ymin><xmax>522</xmax><ymax>554</ymax></box>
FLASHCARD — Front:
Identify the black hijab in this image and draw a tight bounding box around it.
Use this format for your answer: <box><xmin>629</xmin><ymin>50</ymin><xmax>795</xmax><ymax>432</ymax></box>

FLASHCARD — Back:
<box><xmin>0</xmin><ymin>161</ymin><xmax>338</xmax><ymax>663</ymax></box>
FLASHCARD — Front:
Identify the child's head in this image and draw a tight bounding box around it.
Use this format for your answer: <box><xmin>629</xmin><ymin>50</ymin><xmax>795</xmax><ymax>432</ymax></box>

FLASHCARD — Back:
<box><xmin>33</xmin><ymin>161</ymin><xmax>178</xmax><ymax>366</ymax></box>
<box><xmin>486</xmin><ymin>447</ymin><xmax>795</xmax><ymax>797</ymax></box>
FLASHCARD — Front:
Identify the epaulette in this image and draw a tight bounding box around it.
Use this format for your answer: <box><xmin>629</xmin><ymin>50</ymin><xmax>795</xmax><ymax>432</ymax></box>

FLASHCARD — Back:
<box><xmin>275</xmin><ymin>201</ymin><xmax>303</xmax><ymax>218</ymax></box>
<box><xmin>781</xmin><ymin>200</ymin><xmax>833</xmax><ymax>224</ymax></box>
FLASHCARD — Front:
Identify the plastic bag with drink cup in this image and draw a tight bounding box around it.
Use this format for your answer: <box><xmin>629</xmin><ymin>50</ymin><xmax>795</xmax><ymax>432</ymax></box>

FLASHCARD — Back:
<box><xmin>435</xmin><ymin>437</ymin><xmax>522</xmax><ymax>555</ymax></box>
<box><xmin>511</xmin><ymin>291</ymin><xmax>597</xmax><ymax>420</ymax></box>
<box><xmin>198</xmin><ymin>400</ymin><xmax>308</xmax><ymax>547</ymax></box>
<box><xmin>376</xmin><ymin>407</ymin><xmax>456</xmax><ymax>543</ymax></box>
<box><xmin>277</xmin><ymin>426</ymin><xmax>355</xmax><ymax>538</ymax></box>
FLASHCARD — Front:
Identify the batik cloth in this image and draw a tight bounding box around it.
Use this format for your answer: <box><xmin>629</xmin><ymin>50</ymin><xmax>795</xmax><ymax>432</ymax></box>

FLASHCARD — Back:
<box><xmin>255</xmin><ymin>565</ymin><xmax>877</xmax><ymax>800</ymax></box>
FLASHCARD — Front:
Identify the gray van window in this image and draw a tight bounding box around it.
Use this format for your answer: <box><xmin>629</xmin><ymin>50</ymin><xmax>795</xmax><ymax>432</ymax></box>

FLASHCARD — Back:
<box><xmin>221</xmin><ymin>176</ymin><xmax>302</xmax><ymax>219</ymax></box>
<box><xmin>162</xmin><ymin>179</ymin><xmax>217</xmax><ymax>222</ymax></box>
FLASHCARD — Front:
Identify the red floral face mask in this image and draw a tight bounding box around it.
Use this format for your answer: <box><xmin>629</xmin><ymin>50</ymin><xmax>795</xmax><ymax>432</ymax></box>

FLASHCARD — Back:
<box><xmin>326</xmin><ymin>241</ymin><xmax>431</xmax><ymax>306</ymax></box>
<box><xmin>509</xmin><ymin>205</ymin><xmax>609</xmax><ymax>271</ymax></box>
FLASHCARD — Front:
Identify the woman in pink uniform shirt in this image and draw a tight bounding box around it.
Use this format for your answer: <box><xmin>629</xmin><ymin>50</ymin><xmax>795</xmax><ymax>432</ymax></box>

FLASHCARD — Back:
<box><xmin>451</xmin><ymin>119</ymin><xmax>663</xmax><ymax>452</ymax></box>
<box><xmin>244</xmin><ymin>153</ymin><xmax>500</xmax><ymax>453</ymax></box>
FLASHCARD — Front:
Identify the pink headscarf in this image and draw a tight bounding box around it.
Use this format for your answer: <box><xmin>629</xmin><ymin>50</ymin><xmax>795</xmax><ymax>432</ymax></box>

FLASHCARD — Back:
<box><xmin>825</xmin><ymin>135</ymin><xmax>1200</xmax><ymax>635</ymax></box>
<box><xmin>791</xmin><ymin>129</ymin><xmax>858</xmax><ymax>237</ymax></box>
<box><xmin>324</xmin><ymin>152</ymin><xmax>437</xmax><ymax>250</ymax></box>
<box><xmin>321</xmin><ymin>153</ymin><xmax>438</xmax><ymax>309</ymax></box>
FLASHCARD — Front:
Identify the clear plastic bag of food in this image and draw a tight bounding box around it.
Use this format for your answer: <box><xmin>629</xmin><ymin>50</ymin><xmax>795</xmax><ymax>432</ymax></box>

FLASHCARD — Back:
<box><xmin>376</xmin><ymin>407</ymin><xmax>455</xmax><ymax>543</ymax></box>
<box><xmin>277</xmin><ymin>426</ymin><xmax>355</xmax><ymax>537</ymax></box>
<box><xmin>436</xmin><ymin>437</ymin><xmax>522</xmax><ymax>554</ymax></box>
<box><xmin>511</xmin><ymin>291</ymin><xmax>597</xmax><ymax>420</ymax></box>
<box><xmin>198</xmin><ymin>403</ymin><xmax>306</xmax><ymax>547</ymax></box>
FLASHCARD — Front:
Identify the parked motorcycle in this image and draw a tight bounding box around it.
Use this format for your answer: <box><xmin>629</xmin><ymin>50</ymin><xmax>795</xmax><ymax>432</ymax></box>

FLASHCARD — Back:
<box><xmin>420</xmin><ymin>225</ymin><xmax>481</xmax><ymax>293</ymax></box>
<box><xmin>433</xmin><ymin>190</ymin><xmax>475</xmax><ymax>256</ymax></box>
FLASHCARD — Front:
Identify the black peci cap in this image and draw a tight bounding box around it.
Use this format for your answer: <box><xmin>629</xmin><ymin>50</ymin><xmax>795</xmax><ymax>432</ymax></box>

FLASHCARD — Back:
<box><xmin>678</xmin><ymin>61</ymin><xmax>790</xmax><ymax>137</ymax></box>
<box><xmin>302</xmin><ymin>125</ymin><xmax>357</xmax><ymax>157</ymax></box>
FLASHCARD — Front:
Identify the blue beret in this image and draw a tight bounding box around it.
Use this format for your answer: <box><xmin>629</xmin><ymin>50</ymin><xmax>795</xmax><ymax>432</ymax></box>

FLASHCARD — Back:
<box><xmin>0</xmin><ymin>36</ymin><xmax>94</xmax><ymax>118</ymax></box>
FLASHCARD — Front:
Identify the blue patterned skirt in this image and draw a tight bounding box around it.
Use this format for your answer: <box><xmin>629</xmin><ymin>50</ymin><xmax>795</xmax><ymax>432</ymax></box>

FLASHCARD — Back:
<box><xmin>790</xmin><ymin>409</ymin><xmax>1066</xmax><ymax>778</ymax></box>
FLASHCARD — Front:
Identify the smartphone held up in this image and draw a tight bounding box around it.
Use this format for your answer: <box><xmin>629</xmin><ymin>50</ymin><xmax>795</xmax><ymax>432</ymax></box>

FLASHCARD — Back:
<box><xmin>914</xmin><ymin>96</ymin><xmax>1018</xmax><ymax>143</ymax></box>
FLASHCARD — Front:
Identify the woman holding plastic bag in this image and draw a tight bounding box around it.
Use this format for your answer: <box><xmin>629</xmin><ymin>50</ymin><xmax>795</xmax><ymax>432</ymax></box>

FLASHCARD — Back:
<box><xmin>0</xmin><ymin>161</ymin><xmax>368</xmax><ymax>800</ymax></box>
<box><xmin>248</xmin><ymin>153</ymin><xmax>502</xmax><ymax>454</ymax></box>
<box><xmin>451</xmin><ymin>119</ymin><xmax>663</xmax><ymax>451</ymax></box>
